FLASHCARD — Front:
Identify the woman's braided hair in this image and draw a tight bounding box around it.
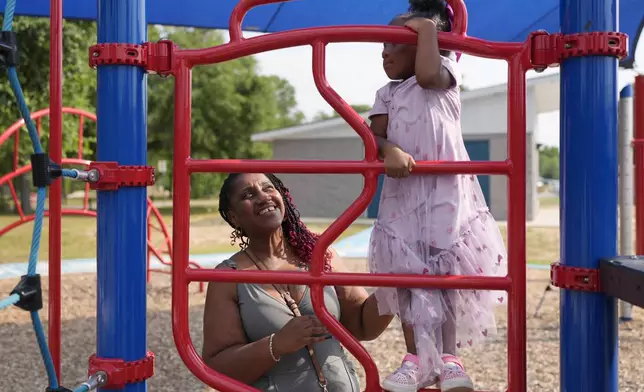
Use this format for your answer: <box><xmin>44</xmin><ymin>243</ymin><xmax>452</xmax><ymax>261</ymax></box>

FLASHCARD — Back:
<box><xmin>218</xmin><ymin>173</ymin><xmax>332</xmax><ymax>271</ymax></box>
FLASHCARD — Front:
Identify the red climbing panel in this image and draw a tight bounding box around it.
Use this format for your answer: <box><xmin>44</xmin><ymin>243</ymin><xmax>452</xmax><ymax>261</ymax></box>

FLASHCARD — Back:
<box><xmin>169</xmin><ymin>0</ymin><xmax>531</xmax><ymax>390</ymax></box>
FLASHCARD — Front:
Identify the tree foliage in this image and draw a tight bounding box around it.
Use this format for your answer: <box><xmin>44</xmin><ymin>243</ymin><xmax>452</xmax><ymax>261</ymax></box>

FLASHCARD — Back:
<box><xmin>146</xmin><ymin>27</ymin><xmax>305</xmax><ymax>197</ymax></box>
<box><xmin>0</xmin><ymin>16</ymin><xmax>97</xmax><ymax>212</ymax></box>
<box><xmin>538</xmin><ymin>145</ymin><xmax>559</xmax><ymax>179</ymax></box>
<box><xmin>0</xmin><ymin>16</ymin><xmax>97</xmax><ymax>172</ymax></box>
<box><xmin>0</xmin><ymin>21</ymin><xmax>305</xmax><ymax>203</ymax></box>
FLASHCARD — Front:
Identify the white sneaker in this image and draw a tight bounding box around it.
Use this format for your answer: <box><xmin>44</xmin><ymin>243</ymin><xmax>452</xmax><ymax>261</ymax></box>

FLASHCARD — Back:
<box><xmin>383</xmin><ymin>353</ymin><xmax>425</xmax><ymax>392</ymax></box>
<box><xmin>439</xmin><ymin>354</ymin><xmax>474</xmax><ymax>392</ymax></box>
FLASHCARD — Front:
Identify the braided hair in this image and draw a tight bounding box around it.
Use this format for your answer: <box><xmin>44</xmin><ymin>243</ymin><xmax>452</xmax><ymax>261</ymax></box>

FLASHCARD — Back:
<box><xmin>219</xmin><ymin>173</ymin><xmax>333</xmax><ymax>271</ymax></box>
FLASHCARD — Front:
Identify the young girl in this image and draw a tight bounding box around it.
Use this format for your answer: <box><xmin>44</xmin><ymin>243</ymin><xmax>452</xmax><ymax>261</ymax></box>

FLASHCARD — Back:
<box><xmin>367</xmin><ymin>1</ymin><xmax>508</xmax><ymax>391</ymax></box>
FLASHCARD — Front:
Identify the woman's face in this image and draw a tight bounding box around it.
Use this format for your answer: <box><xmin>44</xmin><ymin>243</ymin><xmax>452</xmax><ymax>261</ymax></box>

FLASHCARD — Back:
<box><xmin>226</xmin><ymin>173</ymin><xmax>286</xmax><ymax>237</ymax></box>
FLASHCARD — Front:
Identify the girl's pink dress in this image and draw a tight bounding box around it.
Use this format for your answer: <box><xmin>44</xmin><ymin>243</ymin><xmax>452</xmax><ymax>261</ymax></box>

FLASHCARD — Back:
<box><xmin>368</xmin><ymin>55</ymin><xmax>508</xmax><ymax>378</ymax></box>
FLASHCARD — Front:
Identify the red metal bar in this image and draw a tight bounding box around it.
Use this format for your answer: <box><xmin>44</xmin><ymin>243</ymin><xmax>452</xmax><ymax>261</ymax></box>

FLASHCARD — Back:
<box><xmin>187</xmin><ymin>159</ymin><xmax>512</xmax><ymax>175</ymax></box>
<box><xmin>48</xmin><ymin>0</ymin><xmax>64</xmax><ymax>378</ymax></box>
<box><xmin>7</xmin><ymin>181</ymin><xmax>24</xmax><ymax>219</ymax></box>
<box><xmin>506</xmin><ymin>54</ymin><xmax>528</xmax><ymax>392</ymax></box>
<box><xmin>12</xmin><ymin>131</ymin><xmax>18</xmax><ymax>170</ymax></box>
<box><xmin>179</xmin><ymin>27</ymin><xmax>522</xmax><ymax>69</ymax></box>
<box><xmin>228</xmin><ymin>0</ymin><xmax>468</xmax><ymax>42</ymax></box>
<box><xmin>186</xmin><ymin>269</ymin><xmax>512</xmax><ymax>290</ymax></box>
<box><xmin>635</xmin><ymin>76</ymin><xmax>644</xmax><ymax>255</ymax></box>
<box><xmin>0</xmin><ymin>107</ymin><xmax>96</xmax><ymax>146</ymax></box>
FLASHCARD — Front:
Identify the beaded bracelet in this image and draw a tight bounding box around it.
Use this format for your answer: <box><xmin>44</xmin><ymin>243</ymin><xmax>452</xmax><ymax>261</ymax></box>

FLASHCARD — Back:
<box><xmin>268</xmin><ymin>333</ymin><xmax>281</xmax><ymax>362</ymax></box>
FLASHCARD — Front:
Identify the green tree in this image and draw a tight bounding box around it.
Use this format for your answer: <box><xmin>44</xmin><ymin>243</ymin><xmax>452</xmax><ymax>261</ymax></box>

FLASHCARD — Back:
<box><xmin>0</xmin><ymin>16</ymin><xmax>97</xmax><ymax>212</ymax></box>
<box><xmin>146</xmin><ymin>27</ymin><xmax>304</xmax><ymax>198</ymax></box>
<box><xmin>538</xmin><ymin>145</ymin><xmax>559</xmax><ymax>179</ymax></box>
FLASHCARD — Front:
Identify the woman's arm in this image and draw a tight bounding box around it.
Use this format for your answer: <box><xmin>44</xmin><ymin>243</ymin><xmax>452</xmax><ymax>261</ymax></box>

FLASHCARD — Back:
<box><xmin>202</xmin><ymin>265</ymin><xmax>278</xmax><ymax>384</ymax></box>
<box><xmin>330</xmin><ymin>251</ymin><xmax>394</xmax><ymax>341</ymax></box>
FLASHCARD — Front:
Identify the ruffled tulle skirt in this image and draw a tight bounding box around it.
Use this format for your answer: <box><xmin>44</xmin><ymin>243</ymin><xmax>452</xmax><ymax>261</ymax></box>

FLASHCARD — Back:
<box><xmin>368</xmin><ymin>208</ymin><xmax>507</xmax><ymax>378</ymax></box>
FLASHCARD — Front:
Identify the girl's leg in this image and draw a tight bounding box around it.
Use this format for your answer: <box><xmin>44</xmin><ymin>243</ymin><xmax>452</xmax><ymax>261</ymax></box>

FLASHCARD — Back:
<box><xmin>441</xmin><ymin>293</ymin><xmax>457</xmax><ymax>355</ymax></box>
<box><xmin>402</xmin><ymin>322</ymin><xmax>417</xmax><ymax>355</ymax></box>
<box><xmin>439</xmin><ymin>291</ymin><xmax>473</xmax><ymax>392</ymax></box>
<box><xmin>383</xmin><ymin>289</ymin><xmax>428</xmax><ymax>392</ymax></box>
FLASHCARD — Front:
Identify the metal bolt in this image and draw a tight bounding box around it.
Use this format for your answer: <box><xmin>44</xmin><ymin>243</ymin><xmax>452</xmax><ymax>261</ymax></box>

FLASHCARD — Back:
<box><xmin>81</xmin><ymin>371</ymin><xmax>108</xmax><ymax>390</ymax></box>
<box><xmin>87</xmin><ymin>169</ymin><xmax>100</xmax><ymax>183</ymax></box>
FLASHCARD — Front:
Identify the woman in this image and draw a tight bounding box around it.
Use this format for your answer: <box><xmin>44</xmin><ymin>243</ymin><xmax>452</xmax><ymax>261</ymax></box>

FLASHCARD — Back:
<box><xmin>202</xmin><ymin>172</ymin><xmax>394</xmax><ymax>392</ymax></box>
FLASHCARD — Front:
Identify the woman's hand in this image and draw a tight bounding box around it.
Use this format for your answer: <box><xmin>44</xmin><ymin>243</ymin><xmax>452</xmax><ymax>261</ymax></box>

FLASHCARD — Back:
<box><xmin>272</xmin><ymin>316</ymin><xmax>329</xmax><ymax>357</ymax></box>
<box><xmin>383</xmin><ymin>146</ymin><xmax>416</xmax><ymax>178</ymax></box>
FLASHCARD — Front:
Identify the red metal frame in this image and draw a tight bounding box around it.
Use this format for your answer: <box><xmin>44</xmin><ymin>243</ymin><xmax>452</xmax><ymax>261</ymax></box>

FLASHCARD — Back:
<box><xmin>49</xmin><ymin>0</ymin><xmax>63</xmax><ymax>379</ymax></box>
<box><xmin>635</xmin><ymin>76</ymin><xmax>644</xmax><ymax>257</ymax></box>
<box><xmin>166</xmin><ymin>1</ymin><xmax>533</xmax><ymax>391</ymax></box>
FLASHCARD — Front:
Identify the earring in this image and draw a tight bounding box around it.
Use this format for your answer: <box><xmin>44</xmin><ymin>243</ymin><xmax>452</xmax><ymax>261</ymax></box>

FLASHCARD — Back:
<box><xmin>230</xmin><ymin>227</ymin><xmax>249</xmax><ymax>249</ymax></box>
<box><xmin>230</xmin><ymin>227</ymin><xmax>242</xmax><ymax>246</ymax></box>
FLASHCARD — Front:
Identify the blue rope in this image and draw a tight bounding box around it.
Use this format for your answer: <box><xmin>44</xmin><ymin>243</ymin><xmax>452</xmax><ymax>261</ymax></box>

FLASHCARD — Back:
<box><xmin>32</xmin><ymin>311</ymin><xmax>58</xmax><ymax>387</ymax></box>
<box><xmin>62</xmin><ymin>169</ymin><xmax>79</xmax><ymax>179</ymax></box>
<box><xmin>0</xmin><ymin>293</ymin><xmax>19</xmax><ymax>310</ymax></box>
<box><xmin>2</xmin><ymin>0</ymin><xmax>59</xmax><ymax>389</ymax></box>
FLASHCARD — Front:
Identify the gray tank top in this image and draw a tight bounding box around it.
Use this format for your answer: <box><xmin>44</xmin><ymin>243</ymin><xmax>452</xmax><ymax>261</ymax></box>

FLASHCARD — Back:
<box><xmin>221</xmin><ymin>259</ymin><xmax>360</xmax><ymax>392</ymax></box>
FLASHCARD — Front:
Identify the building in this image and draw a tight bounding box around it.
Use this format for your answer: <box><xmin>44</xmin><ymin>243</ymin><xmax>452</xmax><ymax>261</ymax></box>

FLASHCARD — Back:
<box><xmin>251</xmin><ymin>73</ymin><xmax>561</xmax><ymax>221</ymax></box>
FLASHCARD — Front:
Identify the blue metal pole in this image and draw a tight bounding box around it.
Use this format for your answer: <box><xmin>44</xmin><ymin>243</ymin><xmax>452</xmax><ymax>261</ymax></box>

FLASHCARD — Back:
<box><xmin>559</xmin><ymin>0</ymin><xmax>619</xmax><ymax>391</ymax></box>
<box><xmin>96</xmin><ymin>1</ymin><xmax>148</xmax><ymax>392</ymax></box>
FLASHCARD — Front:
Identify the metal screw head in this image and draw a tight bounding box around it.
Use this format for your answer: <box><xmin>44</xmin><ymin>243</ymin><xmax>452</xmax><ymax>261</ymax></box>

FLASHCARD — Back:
<box><xmin>88</xmin><ymin>169</ymin><xmax>100</xmax><ymax>182</ymax></box>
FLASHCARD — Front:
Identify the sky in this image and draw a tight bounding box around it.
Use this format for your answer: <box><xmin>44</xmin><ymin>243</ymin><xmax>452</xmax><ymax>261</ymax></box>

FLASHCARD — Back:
<box><xmin>223</xmin><ymin>31</ymin><xmax>643</xmax><ymax>148</ymax></box>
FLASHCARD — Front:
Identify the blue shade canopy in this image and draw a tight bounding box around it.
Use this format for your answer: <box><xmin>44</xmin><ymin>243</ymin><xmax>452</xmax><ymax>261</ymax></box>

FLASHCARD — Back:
<box><xmin>1</xmin><ymin>0</ymin><xmax>642</xmax><ymax>68</ymax></box>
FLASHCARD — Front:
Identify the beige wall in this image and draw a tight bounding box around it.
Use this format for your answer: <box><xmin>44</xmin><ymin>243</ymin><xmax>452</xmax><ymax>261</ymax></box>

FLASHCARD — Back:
<box><xmin>477</xmin><ymin>133</ymin><xmax>538</xmax><ymax>221</ymax></box>
<box><xmin>271</xmin><ymin>133</ymin><xmax>538</xmax><ymax>221</ymax></box>
<box><xmin>272</xmin><ymin>138</ymin><xmax>366</xmax><ymax>219</ymax></box>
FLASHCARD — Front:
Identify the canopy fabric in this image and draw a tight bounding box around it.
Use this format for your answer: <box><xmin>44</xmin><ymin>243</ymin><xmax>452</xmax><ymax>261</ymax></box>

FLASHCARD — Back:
<box><xmin>1</xmin><ymin>0</ymin><xmax>642</xmax><ymax>68</ymax></box>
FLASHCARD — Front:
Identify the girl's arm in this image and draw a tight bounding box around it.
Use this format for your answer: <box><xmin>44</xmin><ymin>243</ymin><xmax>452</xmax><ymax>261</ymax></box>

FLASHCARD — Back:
<box><xmin>330</xmin><ymin>250</ymin><xmax>394</xmax><ymax>341</ymax></box>
<box><xmin>369</xmin><ymin>114</ymin><xmax>401</xmax><ymax>158</ymax></box>
<box><xmin>202</xmin><ymin>264</ymin><xmax>279</xmax><ymax>384</ymax></box>
<box><xmin>407</xmin><ymin>19</ymin><xmax>455</xmax><ymax>90</ymax></box>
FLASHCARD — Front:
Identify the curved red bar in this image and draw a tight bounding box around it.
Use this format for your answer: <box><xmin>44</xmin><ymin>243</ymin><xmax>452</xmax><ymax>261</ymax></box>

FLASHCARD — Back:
<box><xmin>311</xmin><ymin>41</ymin><xmax>378</xmax><ymax>162</ymax></box>
<box><xmin>181</xmin><ymin>26</ymin><xmax>522</xmax><ymax>68</ymax></box>
<box><xmin>228</xmin><ymin>0</ymin><xmax>468</xmax><ymax>41</ymax></box>
<box><xmin>229</xmin><ymin>0</ymin><xmax>288</xmax><ymax>42</ymax></box>
<box><xmin>447</xmin><ymin>0</ymin><xmax>467</xmax><ymax>36</ymax></box>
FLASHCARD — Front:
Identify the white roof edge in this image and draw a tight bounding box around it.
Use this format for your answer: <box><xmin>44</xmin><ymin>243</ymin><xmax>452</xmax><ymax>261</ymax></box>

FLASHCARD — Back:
<box><xmin>252</xmin><ymin>72</ymin><xmax>560</xmax><ymax>142</ymax></box>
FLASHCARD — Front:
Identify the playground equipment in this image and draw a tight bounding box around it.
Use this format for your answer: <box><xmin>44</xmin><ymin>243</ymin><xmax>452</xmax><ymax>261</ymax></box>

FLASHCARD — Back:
<box><xmin>0</xmin><ymin>107</ymin><xmax>205</xmax><ymax>292</ymax></box>
<box><xmin>0</xmin><ymin>0</ymin><xmax>641</xmax><ymax>391</ymax></box>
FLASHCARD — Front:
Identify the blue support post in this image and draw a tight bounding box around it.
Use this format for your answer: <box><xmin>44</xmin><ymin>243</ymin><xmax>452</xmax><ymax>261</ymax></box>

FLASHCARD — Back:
<box><xmin>559</xmin><ymin>0</ymin><xmax>619</xmax><ymax>391</ymax></box>
<box><xmin>96</xmin><ymin>1</ymin><xmax>148</xmax><ymax>392</ymax></box>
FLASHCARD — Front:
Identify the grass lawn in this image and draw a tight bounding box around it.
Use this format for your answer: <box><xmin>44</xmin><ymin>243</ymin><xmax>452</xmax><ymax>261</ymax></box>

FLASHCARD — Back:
<box><xmin>0</xmin><ymin>205</ymin><xmax>371</xmax><ymax>263</ymax></box>
<box><xmin>539</xmin><ymin>195</ymin><xmax>560</xmax><ymax>208</ymax></box>
<box><xmin>0</xmin><ymin>202</ymin><xmax>562</xmax><ymax>265</ymax></box>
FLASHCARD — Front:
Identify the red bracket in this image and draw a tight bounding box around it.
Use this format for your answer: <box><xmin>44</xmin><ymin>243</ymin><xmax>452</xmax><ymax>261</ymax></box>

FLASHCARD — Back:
<box><xmin>550</xmin><ymin>262</ymin><xmax>601</xmax><ymax>292</ymax></box>
<box><xmin>530</xmin><ymin>31</ymin><xmax>629</xmax><ymax>71</ymax></box>
<box><xmin>88</xmin><ymin>40</ymin><xmax>175</xmax><ymax>75</ymax></box>
<box><xmin>632</xmin><ymin>139</ymin><xmax>644</xmax><ymax>147</ymax></box>
<box><xmin>88</xmin><ymin>351</ymin><xmax>155</xmax><ymax>389</ymax></box>
<box><xmin>88</xmin><ymin>162</ymin><xmax>155</xmax><ymax>191</ymax></box>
